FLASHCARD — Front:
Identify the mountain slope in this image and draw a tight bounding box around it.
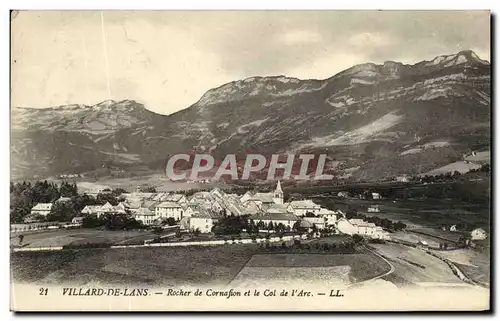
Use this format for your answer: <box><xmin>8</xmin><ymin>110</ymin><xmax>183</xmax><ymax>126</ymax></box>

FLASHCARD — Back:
<box><xmin>10</xmin><ymin>50</ymin><xmax>490</xmax><ymax>181</ymax></box>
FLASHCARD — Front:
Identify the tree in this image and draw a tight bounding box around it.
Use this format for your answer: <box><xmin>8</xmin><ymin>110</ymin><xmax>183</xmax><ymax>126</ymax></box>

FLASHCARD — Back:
<box><xmin>82</xmin><ymin>215</ymin><xmax>103</xmax><ymax>228</ymax></box>
<box><xmin>458</xmin><ymin>236</ymin><xmax>469</xmax><ymax>248</ymax></box>
<box><xmin>101</xmin><ymin>214</ymin><xmax>143</xmax><ymax>230</ymax></box>
<box><xmin>165</xmin><ymin>217</ymin><xmax>176</xmax><ymax>226</ymax></box>
<box><xmin>211</xmin><ymin>214</ymin><xmax>248</xmax><ymax>236</ymax></box>
<box><xmin>352</xmin><ymin>234</ymin><xmax>364</xmax><ymax>244</ymax></box>
<box><xmin>111</xmin><ymin>188</ymin><xmax>127</xmax><ymax>197</ymax></box>
<box><xmin>248</xmin><ymin>219</ymin><xmax>257</xmax><ymax>234</ymax></box>
<box><xmin>275</xmin><ymin>223</ymin><xmax>286</xmax><ymax>234</ymax></box>
<box><xmin>193</xmin><ymin>228</ymin><xmax>201</xmax><ymax>237</ymax></box>
<box><xmin>47</xmin><ymin>202</ymin><xmax>75</xmax><ymax>222</ymax></box>
<box><xmin>345</xmin><ymin>208</ymin><xmax>358</xmax><ymax>219</ymax></box>
<box><xmin>60</xmin><ymin>181</ymin><xmax>78</xmax><ymax>197</ymax></box>
<box><xmin>305</xmin><ymin>212</ymin><xmax>316</xmax><ymax>217</ymax></box>
<box><xmin>96</xmin><ymin>193</ymin><xmax>119</xmax><ymax>206</ymax></box>
<box><xmin>394</xmin><ymin>221</ymin><xmax>407</xmax><ymax>231</ymax></box>
<box><xmin>293</xmin><ymin>221</ymin><xmax>304</xmax><ymax>233</ymax></box>
<box><xmin>18</xmin><ymin>235</ymin><xmax>24</xmax><ymax>245</ymax></box>
<box><xmin>141</xmin><ymin>186</ymin><xmax>157</xmax><ymax>193</ymax></box>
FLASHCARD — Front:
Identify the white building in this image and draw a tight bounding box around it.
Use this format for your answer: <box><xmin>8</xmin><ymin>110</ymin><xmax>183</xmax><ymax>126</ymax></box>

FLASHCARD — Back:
<box><xmin>97</xmin><ymin>202</ymin><xmax>117</xmax><ymax>218</ymax></box>
<box><xmin>81</xmin><ymin>202</ymin><xmax>129</xmax><ymax>218</ymax></box>
<box><xmin>114</xmin><ymin>202</ymin><xmax>128</xmax><ymax>214</ymax></box>
<box><xmin>240</xmin><ymin>191</ymin><xmax>254</xmax><ymax>203</ymax></box>
<box><xmin>371</xmin><ymin>192</ymin><xmax>382</xmax><ymax>200</ymax></box>
<box><xmin>81</xmin><ymin>205</ymin><xmax>102</xmax><ymax>216</ymax></box>
<box><xmin>183</xmin><ymin>205</ymin><xmax>196</xmax><ymax>218</ymax></box>
<box><xmin>265</xmin><ymin>203</ymin><xmax>292</xmax><ymax>215</ymax></box>
<box><xmin>302</xmin><ymin>216</ymin><xmax>326</xmax><ymax>230</ymax></box>
<box><xmin>396</xmin><ymin>176</ymin><xmax>410</xmax><ymax>183</ymax></box>
<box><xmin>189</xmin><ymin>209</ymin><xmax>221</xmax><ymax>233</ymax></box>
<box><xmin>30</xmin><ymin>203</ymin><xmax>53</xmax><ymax>216</ymax></box>
<box><xmin>316</xmin><ymin>208</ymin><xmax>340</xmax><ymax>226</ymax></box>
<box><xmin>252</xmin><ymin>212</ymin><xmax>299</xmax><ymax>229</ymax></box>
<box><xmin>337</xmin><ymin>191</ymin><xmax>351</xmax><ymax>198</ymax></box>
<box><xmin>471</xmin><ymin>228</ymin><xmax>487</xmax><ymax>240</ymax></box>
<box><xmin>336</xmin><ymin>218</ymin><xmax>358</xmax><ymax>235</ymax></box>
<box><xmin>134</xmin><ymin>207</ymin><xmax>156</xmax><ymax>225</ymax></box>
<box><xmin>155</xmin><ymin>201</ymin><xmax>184</xmax><ymax>221</ymax></box>
<box><xmin>367</xmin><ymin>205</ymin><xmax>380</xmax><ymax>213</ymax></box>
<box><xmin>336</xmin><ymin>218</ymin><xmax>389</xmax><ymax>239</ymax></box>
<box><xmin>288</xmin><ymin>200</ymin><xmax>321</xmax><ymax>216</ymax></box>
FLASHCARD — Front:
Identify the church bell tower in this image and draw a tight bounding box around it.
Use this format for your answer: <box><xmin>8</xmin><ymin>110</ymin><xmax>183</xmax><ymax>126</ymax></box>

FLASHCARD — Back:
<box><xmin>273</xmin><ymin>180</ymin><xmax>284</xmax><ymax>204</ymax></box>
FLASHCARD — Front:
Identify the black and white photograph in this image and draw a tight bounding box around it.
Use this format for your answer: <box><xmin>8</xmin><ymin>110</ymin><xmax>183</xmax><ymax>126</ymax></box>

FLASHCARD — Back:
<box><xmin>9</xmin><ymin>10</ymin><xmax>491</xmax><ymax>311</ymax></box>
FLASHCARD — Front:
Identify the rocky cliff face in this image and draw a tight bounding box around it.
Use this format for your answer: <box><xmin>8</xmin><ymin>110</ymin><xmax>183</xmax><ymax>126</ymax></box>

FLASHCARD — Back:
<box><xmin>11</xmin><ymin>50</ymin><xmax>490</xmax><ymax>180</ymax></box>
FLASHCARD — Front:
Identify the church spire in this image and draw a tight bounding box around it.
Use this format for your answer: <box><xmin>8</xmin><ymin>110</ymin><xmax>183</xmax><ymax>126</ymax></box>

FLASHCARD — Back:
<box><xmin>273</xmin><ymin>180</ymin><xmax>284</xmax><ymax>204</ymax></box>
<box><xmin>275</xmin><ymin>180</ymin><xmax>283</xmax><ymax>194</ymax></box>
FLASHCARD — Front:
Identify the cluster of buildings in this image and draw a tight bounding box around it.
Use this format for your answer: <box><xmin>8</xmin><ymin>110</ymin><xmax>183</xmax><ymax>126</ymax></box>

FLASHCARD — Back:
<box><xmin>27</xmin><ymin>181</ymin><xmax>394</xmax><ymax>240</ymax></box>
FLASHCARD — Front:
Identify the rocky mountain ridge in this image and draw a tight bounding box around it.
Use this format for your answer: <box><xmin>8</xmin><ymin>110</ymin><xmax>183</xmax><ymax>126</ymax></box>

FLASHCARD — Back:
<box><xmin>11</xmin><ymin>50</ymin><xmax>490</xmax><ymax>181</ymax></box>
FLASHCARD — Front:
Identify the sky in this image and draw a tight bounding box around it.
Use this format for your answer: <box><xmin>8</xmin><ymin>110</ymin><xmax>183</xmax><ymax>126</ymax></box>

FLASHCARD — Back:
<box><xmin>11</xmin><ymin>10</ymin><xmax>490</xmax><ymax>115</ymax></box>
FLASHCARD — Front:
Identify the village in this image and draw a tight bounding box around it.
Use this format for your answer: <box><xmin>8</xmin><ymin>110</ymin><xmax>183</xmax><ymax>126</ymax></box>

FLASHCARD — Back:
<box><xmin>10</xmin><ymin>179</ymin><xmax>491</xmax><ymax>291</ymax></box>
<box><xmin>14</xmin><ymin>180</ymin><xmax>489</xmax><ymax>248</ymax></box>
<box><xmin>20</xmin><ymin>181</ymin><xmax>393</xmax><ymax>241</ymax></box>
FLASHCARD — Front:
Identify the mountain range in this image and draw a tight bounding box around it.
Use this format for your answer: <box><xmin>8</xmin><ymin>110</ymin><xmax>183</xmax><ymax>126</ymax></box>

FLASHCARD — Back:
<box><xmin>11</xmin><ymin>50</ymin><xmax>491</xmax><ymax>181</ymax></box>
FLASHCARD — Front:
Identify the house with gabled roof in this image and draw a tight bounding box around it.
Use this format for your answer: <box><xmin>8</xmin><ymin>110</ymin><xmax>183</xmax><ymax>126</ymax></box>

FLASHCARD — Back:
<box><xmin>134</xmin><ymin>207</ymin><xmax>156</xmax><ymax>225</ymax></box>
<box><xmin>81</xmin><ymin>205</ymin><xmax>102</xmax><ymax>216</ymax></box>
<box><xmin>288</xmin><ymin>200</ymin><xmax>321</xmax><ymax>216</ymax></box>
<box><xmin>30</xmin><ymin>203</ymin><xmax>53</xmax><ymax>216</ymax></box>
<box><xmin>164</xmin><ymin>193</ymin><xmax>187</xmax><ymax>205</ymax></box>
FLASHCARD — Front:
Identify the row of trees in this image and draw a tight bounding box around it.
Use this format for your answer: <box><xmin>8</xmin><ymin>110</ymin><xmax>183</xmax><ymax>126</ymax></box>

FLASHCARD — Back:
<box><xmin>211</xmin><ymin>214</ymin><xmax>249</xmax><ymax>235</ymax></box>
<box><xmin>260</xmin><ymin>238</ymin><xmax>358</xmax><ymax>254</ymax></box>
<box><xmin>10</xmin><ymin>180</ymin><xmax>127</xmax><ymax>223</ymax></box>
<box><xmin>82</xmin><ymin>214</ymin><xmax>143</xmax><ymax>230</ymax></box>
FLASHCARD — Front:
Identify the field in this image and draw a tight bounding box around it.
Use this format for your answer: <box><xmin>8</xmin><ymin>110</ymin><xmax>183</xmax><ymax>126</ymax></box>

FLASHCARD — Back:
<box><xmin>314</xmin><ymin>196</ymin><xmax>489</xmax><ymax>231</ymax></box>
<box><xmin>429</xmin><ymin>248</ymin><xmax>490</xmax><ymax>286</ymax></box>
<box><xmin>10</xmin><ymin>228</ymin><xmax>174</xmax><ymax>248</ymax></box>
<box><xmin>11</xmin><ymin>245</ymin><xmax>259</xmax><ymax>286</ymax></box>
<box><xmin>369</xmin><ymin>243</ymin><xmax>466</xmax><ymax>287</ymax></box>
<box><xmin>409</xmin><ymin>227</ymin><xmax>466</xmax><ymax>245</ymax></box>
<box><xmin>11</xmin><ymin>242</ymin><xmax>392</xmax><ymax>288</ymax></box>
<box><xmin>230</xmin><ymin>251</ymin><xmax>391</xmax><ymax>287</ymax></box>
<box><xmin>390</xmin><ymin>231</ymin><xmax>441</xmax><ymax>248</ymax></box>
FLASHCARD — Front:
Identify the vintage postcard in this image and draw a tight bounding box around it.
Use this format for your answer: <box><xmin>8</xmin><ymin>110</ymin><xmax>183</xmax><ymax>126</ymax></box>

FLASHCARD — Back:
<box><xmin>10</xmin><ymin>10</ymin><xmax>491</xmax><ymax>312</ymax></box>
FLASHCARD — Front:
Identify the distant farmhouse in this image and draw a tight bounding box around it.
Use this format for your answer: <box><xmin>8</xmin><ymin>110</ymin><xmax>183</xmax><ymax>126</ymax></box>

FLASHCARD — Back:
<box><xmin>470</xmin><ymin>228</ymin><xmax>487</xmax><ymax>240</ymax></box>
